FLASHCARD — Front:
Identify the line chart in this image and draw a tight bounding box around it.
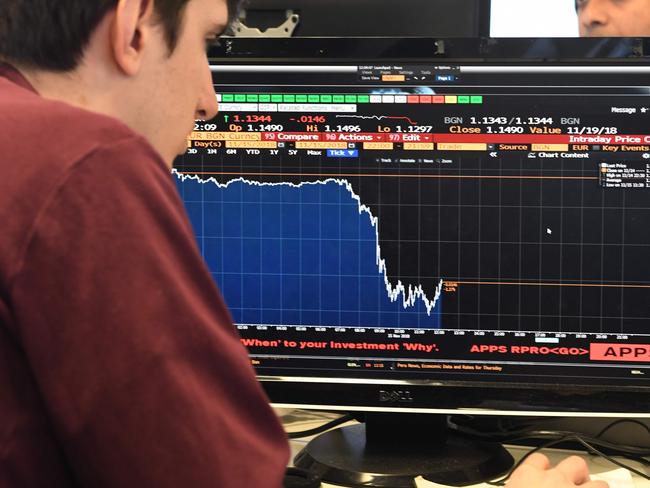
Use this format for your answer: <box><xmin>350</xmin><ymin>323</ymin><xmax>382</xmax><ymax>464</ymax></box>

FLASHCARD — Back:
<box><xmin>174</xmin><ymin>170</ymin><xmax>444</xmax><ymax>329</ymax></box>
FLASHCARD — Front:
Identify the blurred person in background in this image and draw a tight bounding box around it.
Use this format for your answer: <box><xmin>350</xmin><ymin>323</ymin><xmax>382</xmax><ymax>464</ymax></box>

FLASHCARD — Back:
<box><xmin>577</xmin><ymin>0</ymin><xmax>650</xmax><ymax>36</ymax></box>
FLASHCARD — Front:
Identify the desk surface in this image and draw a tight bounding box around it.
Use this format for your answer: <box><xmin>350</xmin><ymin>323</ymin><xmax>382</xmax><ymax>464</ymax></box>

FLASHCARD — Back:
<box><xmin>281</xmin><ymin>409</ymin><xmax>650</xmax><ymax>488</ymax></box>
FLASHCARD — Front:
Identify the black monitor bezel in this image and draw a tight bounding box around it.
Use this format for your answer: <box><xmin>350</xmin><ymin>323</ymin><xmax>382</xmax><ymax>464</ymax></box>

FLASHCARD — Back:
<box><xmin>207</xmin><ymin>37</ymin><xmax>650</xmax><ymax>416</ymax></box>
<box><xmin>210</xmin><ymin>37</ymin><xmax>650</xmax><ymax>62</ymax></box>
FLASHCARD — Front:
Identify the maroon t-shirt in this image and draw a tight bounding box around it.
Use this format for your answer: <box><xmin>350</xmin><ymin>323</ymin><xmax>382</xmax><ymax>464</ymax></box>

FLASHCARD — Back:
<box><xmin>0</xmin><ymin>64</ymin><xmax>289</xmax><ymax>487</ymax></box>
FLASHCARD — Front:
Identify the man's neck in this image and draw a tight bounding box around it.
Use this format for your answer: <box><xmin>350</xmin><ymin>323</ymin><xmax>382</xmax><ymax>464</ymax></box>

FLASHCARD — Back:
<box><xmin>18</xmin><ymin>65</ymin><xmax>101</xmax><ymax>114</ymax></box>
<box><xmin>17</xmin><ymin>62</ymin><xmax>149</xmax><ymax>149</ymax></box>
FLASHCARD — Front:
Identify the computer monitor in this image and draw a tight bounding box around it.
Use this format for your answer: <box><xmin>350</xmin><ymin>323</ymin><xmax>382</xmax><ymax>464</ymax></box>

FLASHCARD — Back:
<box><xmin>237</xmin><ymin>0</ymin><xmax>490</xmax><ymax>37</ymax></box>
<box><xmin>173</xmin><ymin>37</ymin><xmax>650</xmax><ymax>487</ymax></box>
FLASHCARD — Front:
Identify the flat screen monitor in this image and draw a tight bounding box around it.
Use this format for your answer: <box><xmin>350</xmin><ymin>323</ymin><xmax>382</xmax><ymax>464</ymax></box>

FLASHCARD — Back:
<box><xmin>237</xmin><ymin>0</ymin><xmax>490</xmax><ymax>37</ymax></box>
<box><xmin>173</xmin><ymin>37</ymin><xmax>650</xmax><ymax>487</ymax></box>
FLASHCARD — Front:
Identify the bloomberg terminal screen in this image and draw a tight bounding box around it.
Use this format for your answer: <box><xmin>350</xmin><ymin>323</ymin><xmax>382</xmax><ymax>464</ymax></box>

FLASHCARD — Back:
<box><xmin>173</xmin><ymin>62</ymin><xmax>650</xmax><ymax>386</ymax></box>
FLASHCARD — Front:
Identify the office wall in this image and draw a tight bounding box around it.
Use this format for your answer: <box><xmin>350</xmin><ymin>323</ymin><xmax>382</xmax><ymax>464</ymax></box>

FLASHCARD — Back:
<box><xmin>491</xmin><ymin>0</ymin><xmax>579</xmax><ymax>37</ymax></box>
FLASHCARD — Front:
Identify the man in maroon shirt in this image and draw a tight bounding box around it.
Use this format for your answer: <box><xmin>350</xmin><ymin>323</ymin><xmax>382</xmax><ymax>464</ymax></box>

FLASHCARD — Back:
<box><xmin>0</xmin><ymin>1</ymin><xmax>612</xmax><ymax>487</ymax></box>
<box><xmin>0</xmin><ymin>0</ymin><xmax>289</xmax><ymax>486</ymax></box>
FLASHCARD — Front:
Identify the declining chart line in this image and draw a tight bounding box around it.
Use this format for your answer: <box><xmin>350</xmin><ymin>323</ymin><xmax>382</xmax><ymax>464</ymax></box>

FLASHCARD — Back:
<box><xmin>173</xmin><ymin>169</ymin><xmax>444</xmax><ymax>316</ymax></box>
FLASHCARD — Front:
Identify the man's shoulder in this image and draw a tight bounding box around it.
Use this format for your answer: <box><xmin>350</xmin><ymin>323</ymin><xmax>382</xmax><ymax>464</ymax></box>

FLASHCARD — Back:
<box><xmin>0</xmin><ymin>75</ymin><xmax>155</xmax><ymax>168</ymax></box>
<box><xmin>0</xmin><ymin>75</ymin><xmax>172</xmax><ymax>288</ymax></box>
<box><xmin>0</xmin><ymin>73</ymin><xmax>169</xmax><ymax>201</ymax></box>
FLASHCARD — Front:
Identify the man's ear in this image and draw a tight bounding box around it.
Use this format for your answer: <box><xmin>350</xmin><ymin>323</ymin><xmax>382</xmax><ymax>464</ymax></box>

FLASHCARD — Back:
<box><xmin>111</xmin><ymin>0</ymin><xmax>155</xmax><ymax>76</ymax></box>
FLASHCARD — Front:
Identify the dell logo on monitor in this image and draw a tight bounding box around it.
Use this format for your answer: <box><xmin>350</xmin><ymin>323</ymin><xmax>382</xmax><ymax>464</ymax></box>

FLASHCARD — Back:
<box><xmin>379</xmin><ymin>390</ymin><xmax>414</xmax><ymax>403</ymax></box>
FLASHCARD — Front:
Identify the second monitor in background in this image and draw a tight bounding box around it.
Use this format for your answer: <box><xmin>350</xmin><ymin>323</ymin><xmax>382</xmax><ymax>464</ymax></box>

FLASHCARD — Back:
<box><xmin>234</xmin><ymin>0</ymin><xmax>490</xmax><ymax>37</ymax></box>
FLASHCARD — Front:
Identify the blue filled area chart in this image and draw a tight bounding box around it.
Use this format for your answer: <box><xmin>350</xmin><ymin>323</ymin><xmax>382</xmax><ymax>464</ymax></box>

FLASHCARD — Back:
<box><xmin>174</xmin><ymin>170</ymin><xmax>443</xmax><ymax>329</ymax></box>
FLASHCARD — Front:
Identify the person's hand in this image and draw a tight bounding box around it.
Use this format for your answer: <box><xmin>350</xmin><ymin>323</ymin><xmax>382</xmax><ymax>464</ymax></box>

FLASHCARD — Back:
<box><xmin>505</xmin><ymin>453</ymin><xmax>609</xmax><ymax>488</ymax></box>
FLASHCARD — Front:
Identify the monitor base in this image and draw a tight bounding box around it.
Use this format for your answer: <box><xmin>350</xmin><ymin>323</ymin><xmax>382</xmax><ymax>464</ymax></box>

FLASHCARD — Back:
<box><xmin>294</xmin><ymin>414</ymin><xmax>513</xmax><ymax>488</ymax></box>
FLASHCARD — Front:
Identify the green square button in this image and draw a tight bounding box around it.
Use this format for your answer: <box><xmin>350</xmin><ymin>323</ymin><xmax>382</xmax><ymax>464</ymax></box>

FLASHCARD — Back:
<box><xmin>271</xmin><ymin>94</ymin><xmax>283</xmax><ymax>102</ymax></box>
<box><xmin>471</xmin><ymin>96</ymin><xmax>483</xmax><ymax>104</ymax></box>
<box><xmin>357</xmin><ymin>95</ymin><xmax>370</xmax><ymax>103</ymax></box>
<box><xmin>222</xmin><ymin>94</ymin><xmax>234</xmax><ymax>102</ymax></box>
<box><xmin>234</xmin><ymin>94</ymin><xmax>246</xmax><ymax>102</ymax></box>
<box><xmin>308</xmin><ymin>95</ymin><xmax>320</xmax><ymax>103</ymax></box>
<box><xmin>283</xmin><ymin>94</ymin><xmax>296</xmax><ymax>103</ymax></box>
<box><xmin>320</xmin><ymin>95</ymin><xmax>333</xmax><ymax>103</ymax></box>
<box><xmin>458</xmin><ymin>96</ymin><xmax>470</xmax><ymax>104</ymax></box>
<box><xmin>246</xmin><ymin>94</ymin><xmax>259</xmax><ymax>102</ymax></box>
<box><xmin>259</xmin><ymin>94</ymin><xmax>271</xmax><ymax>103</ymax></box>
<box><xmin>296</xmin><ymin>94</ymin><xmax>308</xmax><ymax>103</ymax></box>
<box><xmin>345</xmin><ymin>95</ymin><xmax>357</xmax><ymax>103</ymax></box>
<box><xmin>333</xmin><ymin>95</ymin><xmax>345</xmax><ymax>103</ymax></box>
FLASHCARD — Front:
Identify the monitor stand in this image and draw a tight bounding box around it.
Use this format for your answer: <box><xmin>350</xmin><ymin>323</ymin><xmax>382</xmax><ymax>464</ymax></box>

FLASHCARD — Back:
<box><xmin>294</xmin><ymin>412</ymin><xmax>514</xmax><ymax>488</ymax></box>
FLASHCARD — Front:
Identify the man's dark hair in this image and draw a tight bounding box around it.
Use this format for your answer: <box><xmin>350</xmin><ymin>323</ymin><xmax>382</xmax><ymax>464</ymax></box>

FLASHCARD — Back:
<box><xmin>0</xmin><ymin>0</ymin><xmax>240</xmax><ymax>72</ymax></box>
